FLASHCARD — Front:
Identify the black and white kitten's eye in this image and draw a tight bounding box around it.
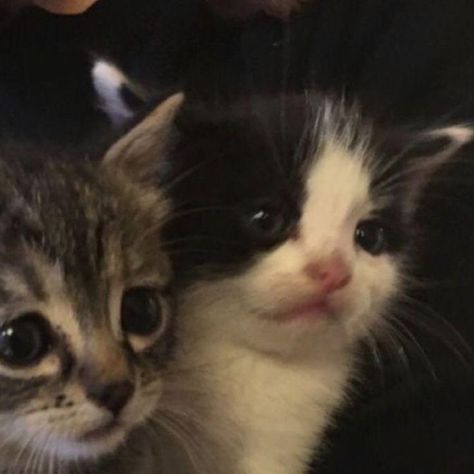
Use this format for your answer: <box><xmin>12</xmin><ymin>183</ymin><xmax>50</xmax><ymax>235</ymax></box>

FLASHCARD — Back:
<box><xmin>242</xmin><ymin>201</ymin><xmax>293</xmax><ymax>245</ymax></box>
<box><xmin>0</xmin><ymin>314</ymin><xmax>53</xmax><ymax>367</ymax></box>
<box><xmin>121</xmin><ymin>287</ymin><xmax>166</xmax><ymax>337</ymax></box>
<box><xmin>354</xmin><ymin>220</ymin><xmax>387</xmax><ymax>255</ymax></box>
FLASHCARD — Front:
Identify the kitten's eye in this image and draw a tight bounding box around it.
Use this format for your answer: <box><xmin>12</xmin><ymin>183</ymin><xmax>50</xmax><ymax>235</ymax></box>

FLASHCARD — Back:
<box><xmin>354</xmin><ymin>220</ymin><xmax>387</xmax><ymax>255</ymax></box>
<box><xmin>121</xmin><ymin>287</ymin><xmax>165</xmax><ymax>337</ymax></box>
<box><xmin>243</xmin><ymin>202</ymin><xmax>292</xmax><ymax>245</ymax></box>
<box><xmin>0</xmin><ymin>314</ymin><xmax>53</xmax><ymax>367</ymax></box>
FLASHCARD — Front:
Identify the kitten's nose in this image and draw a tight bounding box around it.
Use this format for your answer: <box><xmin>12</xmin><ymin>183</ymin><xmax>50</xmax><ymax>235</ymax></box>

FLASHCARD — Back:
<box><xmin>86</xmin><ymin>381</ymin><xmax>135</xmax><ymax>416</ymax></box>
<box><xmin>304</xmin><ymin>255</ymin><xmax>351</xmax><ymax>294</ymax></box>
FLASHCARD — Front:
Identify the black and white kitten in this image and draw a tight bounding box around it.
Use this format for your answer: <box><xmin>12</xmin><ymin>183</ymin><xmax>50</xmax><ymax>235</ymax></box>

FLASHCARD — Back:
<box><xmin>157</xmin><ymin>93</ymin><xmax>473</xmax><ymax>474</ymax></box>
<box><xmin>0</xmin><ymin>94</ymin><xmax>183</xmax><ymax>473</ymax></box>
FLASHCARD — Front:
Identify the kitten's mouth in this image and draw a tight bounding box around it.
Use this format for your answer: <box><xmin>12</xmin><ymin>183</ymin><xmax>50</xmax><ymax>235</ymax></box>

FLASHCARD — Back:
<box><xmin>276</xmin><ymin>297</ymin><xmax>333</xmax><ymax>323</ymax></box>
<box><xmin>80</xmin><ymin>420</ymin><xmax>122</xmax><ymax>442</ymax></box>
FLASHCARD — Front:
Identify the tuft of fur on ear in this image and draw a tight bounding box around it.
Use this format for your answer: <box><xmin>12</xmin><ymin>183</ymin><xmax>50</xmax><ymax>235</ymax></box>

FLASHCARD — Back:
<box><xmin>207</xmin><ymin>0</ymin><xmax>306</xmax><ymax>19</ymax></box>
<box><xmin>102</xmin><ymin>92</ymin><xmax>184</xmax><ymax>185</ymax></box>
<box><xmin>383</xmin><ymin>125</ymin><xmax>474</xmax><ymax>217</ymax></box>
<box><xmin>409</xmin><ymin>125</ymin><xmax>472</xmax><ymax>204</ymax></box>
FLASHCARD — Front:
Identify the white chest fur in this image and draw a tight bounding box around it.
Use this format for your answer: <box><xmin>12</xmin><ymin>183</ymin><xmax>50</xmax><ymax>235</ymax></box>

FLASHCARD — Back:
<box><xmin>174</xmin><ymin>321</ymin><xmax>352</xmax><ymax>474</ymax></box>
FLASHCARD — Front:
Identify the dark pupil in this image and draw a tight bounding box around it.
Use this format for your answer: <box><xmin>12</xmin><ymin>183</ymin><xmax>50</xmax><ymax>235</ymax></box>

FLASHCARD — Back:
<box><xmin>245</xmin><ymin>202</ymin><xmax>290</xmax><ymax>244</ymax></box>
<box><xmin>251</xmin><ymin>209</ymin><xmax>281</xmax><ymax>233</ymax></box>
<box><xmin>121</xmin><ymin>288</ymin><xmax>162</xmax><ymax>336</ymax></box>
<box><xmin>355</xmin><ymin>220</ymin><xmax>386</xmax><ymax>255</ymax></box>
<box><xmin>0</xmin><ymin>315</ymin><xmax>51</xmax><ymax>366</ymax></box>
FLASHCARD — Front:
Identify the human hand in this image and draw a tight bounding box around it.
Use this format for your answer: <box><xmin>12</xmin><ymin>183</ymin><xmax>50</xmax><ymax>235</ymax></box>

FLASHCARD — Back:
<box><xmin>33</xmin><ymin>0</ymin><xmax>99</xmax><ymax>14</ymax></box>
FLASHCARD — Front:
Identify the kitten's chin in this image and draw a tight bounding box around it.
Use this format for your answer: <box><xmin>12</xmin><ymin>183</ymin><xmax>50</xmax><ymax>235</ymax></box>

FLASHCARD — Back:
<box><xmin>236</xmin><ymin>297</ymin><xmax>368</xmax><ymax>358</ymax></box>
<box><xmin>47</xmin><ymin>412</ymin><xmax>153</xmax><ymax>463</ymax></box>
<box><xmin>53</xmin><ymin>426</ymin><xmax>129</xmax><ymax>461</ymax></box>
<box><xmin>271</xmin><ymin>296</ymin><xmax>335</xmax><ymax>324</ymax></box>
<box><xmin>60</xmin><ymin>399</ymin><xmax>160</xmax><ymax>462</ymax></box>
<box><xmin>256</xmin><ymin>293</ymin><xmax>347</xmax><ymax>331</ymax></box>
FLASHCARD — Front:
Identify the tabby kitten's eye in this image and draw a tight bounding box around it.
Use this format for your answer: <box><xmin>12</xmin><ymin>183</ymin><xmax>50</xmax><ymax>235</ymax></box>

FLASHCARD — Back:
<box><xmin>0</xmin><ymin>314</ymin><xmax>53</xmax><ymax>367</ymax></box>
<box><xmin>354</xmin><ymin>220</ymin><xmax>387</xmax><ymax>255</ymax></box>
<box><xmin>243</xmin><ymin>201</ymin><xmax>293</xmax><ymax>245</ymax></box>
<box><xmin>121</xmin><ymin>287</ymin><xmax>165</xmax><ymax>337</ymax></box>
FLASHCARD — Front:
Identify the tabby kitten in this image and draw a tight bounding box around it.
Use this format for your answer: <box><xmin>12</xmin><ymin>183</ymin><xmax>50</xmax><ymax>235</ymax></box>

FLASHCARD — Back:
<box><xmin>158</xmin><ymin>93</ymin><xmax>473</xmax><ymax>474</ymax></box>
<box><xmin>0</xmin><ymin>94</ymin><xmax>182</xmax><ymax>473</ymax></box>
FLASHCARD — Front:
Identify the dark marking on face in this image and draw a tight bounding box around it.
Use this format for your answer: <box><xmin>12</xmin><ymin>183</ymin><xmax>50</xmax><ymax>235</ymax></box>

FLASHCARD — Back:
<box><xmin>163</xmin><ymin>96</ymin><xmax>312</xmax><ymax>281</ymax></box>
<box><xmin>162</xmin><ymin>94</ymin><xmax>421</xmax><ymax>287</ymax></box>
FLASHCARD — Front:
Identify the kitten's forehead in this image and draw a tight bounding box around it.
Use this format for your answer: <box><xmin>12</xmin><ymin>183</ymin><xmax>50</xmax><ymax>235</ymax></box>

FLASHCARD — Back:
<box><xmin>303</xmin><ymin>141</ymin><xmax>371</xmax><ymax>233</ymax></box>
<box><xmin>0</xmin><ymin>159</ymin><xmax>169</xmax><ymax>324</ymax></box>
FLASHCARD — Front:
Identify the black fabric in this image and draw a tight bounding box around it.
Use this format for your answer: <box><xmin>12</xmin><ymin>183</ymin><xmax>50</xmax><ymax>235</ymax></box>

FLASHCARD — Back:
<box><xmin>185</xmin><ymin>0</ymin><xmax>474</xmax><ymax>127</ymax></box>
<box><xmin>0</xmin><ymin>8</ymin><xmax>102</xmax><ymax>150</ymax></box>
<box><xmin>2</xmin><ymin>0</ymin><xmax>474</xmax><ymax>137</ymax></box>
<box><xmin>315</xmin><ymin>374</ymin><xmax>474</xmax><ymax>473</ymax></box>
<box><xmin>1</xmin><ymin>1</ymin><xmax>473</xmax><ymax>472</ymax></box>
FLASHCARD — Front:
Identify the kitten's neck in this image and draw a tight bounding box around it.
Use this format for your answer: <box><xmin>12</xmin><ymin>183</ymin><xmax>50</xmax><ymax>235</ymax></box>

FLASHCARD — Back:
<box><xmin>174</xmin><ymin>308</ymin><xmax>354</xmax><ymax>474</ymax></box>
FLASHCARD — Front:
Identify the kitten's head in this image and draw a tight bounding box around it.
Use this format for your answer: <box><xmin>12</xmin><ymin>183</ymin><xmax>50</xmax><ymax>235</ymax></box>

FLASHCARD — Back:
<box><xmin>162</xmin><ymin>94</ymin><xmax>472</xmax><ymax>358</ymax></box>
<box><xmin>0</xmin><ymin>94</ymin><xmax>182</xmax><ymax>465</ymax></box>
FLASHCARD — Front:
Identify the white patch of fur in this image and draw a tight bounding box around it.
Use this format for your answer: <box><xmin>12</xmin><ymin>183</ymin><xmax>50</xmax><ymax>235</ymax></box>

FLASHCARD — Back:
<box><xmin>92</xmin><ymin>59</ymin><xmax>134</xmax><ymax>126</ymax></box>
<box><xmin>173</xmin><ymin>139</ymin><xmax>402</xmax><ymax>473</ymax></box>
<box><xmin>400</xmin><ymin>124</ymin><xmax>474</xmax><ymax>214</ymax></box>
<box><xmin>430</xmin><ymin>125</ymin><xmax>474</xmax><ymax>147</ymax></box>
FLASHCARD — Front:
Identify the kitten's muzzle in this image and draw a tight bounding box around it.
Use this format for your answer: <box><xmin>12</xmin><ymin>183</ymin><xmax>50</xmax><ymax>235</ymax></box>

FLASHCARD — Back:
<box><xmin>85</xmin><ymin>380</ymin><xmax>134</xmax><ymax>416</ymax></box>
<box><xmin>303</xmin><ymin>254</ymin><xmax>352</xmax><ymax>295</ymax></box>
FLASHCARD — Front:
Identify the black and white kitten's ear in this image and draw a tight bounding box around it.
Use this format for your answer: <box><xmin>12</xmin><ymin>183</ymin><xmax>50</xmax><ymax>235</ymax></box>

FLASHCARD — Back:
<box><xmin>383</xmin><ymin>125</ymin><xmax>474</xmax><ymax>216</ymax></box>
<box><xmin>102</xmin><ymin>92</ymin><xmax>184</xmax><ymax>184</ymax></box>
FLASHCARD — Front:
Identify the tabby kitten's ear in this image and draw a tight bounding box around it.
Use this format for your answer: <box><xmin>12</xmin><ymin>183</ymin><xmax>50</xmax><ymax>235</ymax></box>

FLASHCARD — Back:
<box><xmin>103</xmin><ymin>92</ymin><xmax>184</xmax><ymax>185</ymax></box>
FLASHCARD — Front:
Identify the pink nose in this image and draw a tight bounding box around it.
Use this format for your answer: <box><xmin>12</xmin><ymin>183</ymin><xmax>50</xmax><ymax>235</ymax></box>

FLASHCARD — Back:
<box><xmin>304</xmin><ymin>255</ymin><xmax>352</xmax><ymax>294</ymax></box>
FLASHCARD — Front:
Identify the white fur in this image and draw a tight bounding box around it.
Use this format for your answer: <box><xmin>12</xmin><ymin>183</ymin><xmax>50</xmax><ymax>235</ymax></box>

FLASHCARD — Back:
<box><xmin>173</xmin><ymin>140</ymin><xmax>401</xmax><ymax>474</ymax></box>
<box><xmin>92</xmin><ymin>59</ymin><xmax>135</xmax><ymax>126</ymax></box>
<box><xmin>430</xmin><ymin>125</ymin><xmax>473</xmax><ymax>147</ymax></box>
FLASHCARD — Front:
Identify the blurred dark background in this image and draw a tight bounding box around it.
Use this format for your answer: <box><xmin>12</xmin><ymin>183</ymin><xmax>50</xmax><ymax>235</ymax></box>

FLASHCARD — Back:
<box><xmin>1</xmin><ymin>0</ymin><xmax>473</xmax><ymax>471</ymax></box>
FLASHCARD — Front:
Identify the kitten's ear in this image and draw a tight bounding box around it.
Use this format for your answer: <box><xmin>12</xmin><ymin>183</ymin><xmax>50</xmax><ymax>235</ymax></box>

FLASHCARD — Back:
<box><xmin>393</xmin><ymin>125</ymin><xmax>474</xmax><ymax>215</ymax></box>
<box><xmin>102</xmin><ymin>92</ymin><xmax>184</xmax><ymax>183</ymax></box>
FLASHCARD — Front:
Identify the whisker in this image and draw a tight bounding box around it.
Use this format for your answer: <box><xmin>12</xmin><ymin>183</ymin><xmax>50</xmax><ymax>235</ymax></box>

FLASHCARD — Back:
<box><xmin>388</xmin><ymin>316</ymin><xmax>439</xmax><ymax>383</ymax></box>
<box><xmin>396</xmin><ymin>296</ymin><xmax>473</xmax><ymax>369</ymax></box>
<box><xmin>162</xmin><ymin>204</ymin><xmax>233</xmax><ymax>227</ymax></box>
<box><xmin>160</xmin><ymin>159</ymin><xmax>208</xmax><ymax>196</ymax></box>
<box><xmin>151</xmin><ymin>415</ymin><xmax>205</xmax><ymax>474</ymax></box>
<box><xmin>374</xmin><ymin>318</ymin><xmax>413</xmax><ymax>377</ymax></box>
<box><xmin>364</xmin><ymin>330</ymin><xmax>386</xmax><ymax>385</ymax></box>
